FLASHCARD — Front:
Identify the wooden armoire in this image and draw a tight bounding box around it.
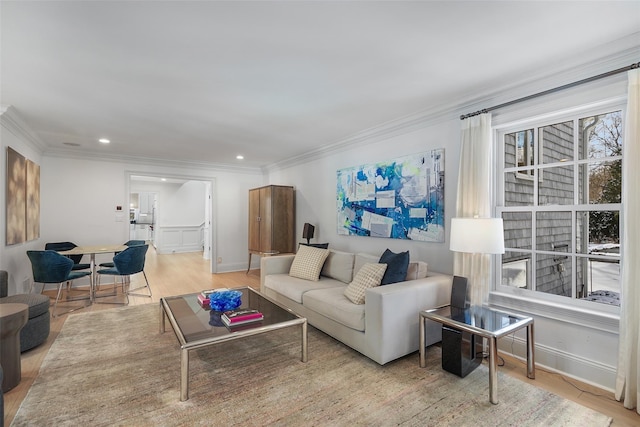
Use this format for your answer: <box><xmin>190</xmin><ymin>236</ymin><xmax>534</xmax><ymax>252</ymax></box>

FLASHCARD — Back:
<box><xmin>248</xmin><ymin>185</ymin><xmax>295</xmax><ymax>267</ymax></box>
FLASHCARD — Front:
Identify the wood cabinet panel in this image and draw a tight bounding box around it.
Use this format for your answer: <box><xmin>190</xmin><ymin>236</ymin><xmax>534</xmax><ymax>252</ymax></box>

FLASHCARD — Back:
<box><xmin>248</xmin><ymin>188</ymin><xmax>262</xmax><ymax>252</ymax></box>
<box><xmin>248</xmin><ymin>185</ymin><xmax>295</xmax><ymax>255</ymax></box>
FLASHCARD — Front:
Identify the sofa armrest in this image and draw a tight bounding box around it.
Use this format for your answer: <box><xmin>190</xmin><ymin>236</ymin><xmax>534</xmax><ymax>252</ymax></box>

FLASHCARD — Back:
<box><xmin>364</xmin><ymin>272</ymin><xmax>453</xmax><ymax>364</ymax></box>
<box><xmin>260</xmin><ymin>254</ymin><xmax>295</xmax><ymax>290</ymax></box>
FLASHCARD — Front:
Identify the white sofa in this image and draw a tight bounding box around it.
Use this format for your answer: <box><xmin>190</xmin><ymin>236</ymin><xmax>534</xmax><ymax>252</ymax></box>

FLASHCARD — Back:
<box><xmin>260</xmin><ymin>250</ymin><xmax>453</xmax><ymax>365</ymax></box>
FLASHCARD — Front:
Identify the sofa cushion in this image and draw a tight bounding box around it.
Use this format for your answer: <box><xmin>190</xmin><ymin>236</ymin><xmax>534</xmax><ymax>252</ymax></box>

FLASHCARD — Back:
<box><xmin>264</xmin><ymin>274</ymin><xmax>344</xmax><ymax>304</ymax></box>
<box><xmin>379</xmin><ymin>249</ymin><xmax>410</xmax><ymax>285</ymax></box>
<box><xmin>354</xmin><ymin>253</ymin><xmax>380</xmax><ymax>276</ymax></box>
<box><xmin>320</xmin><ymin>250</ymin><xmax>355</xmax><ymax>284</ymax></box>
<box><xmin>1</xmin><ymin>293</ymin><xmax>50</xmax><ymax>318</ymax></box>
<box><xmin>344</xmin><ymin>263</ymin><xmax>387</xmax><ymax>304</ymax></box>
<box><xmin>406</xmin><ymin>261</ymin><xmax>428</xmax><ymax>280</ymax></box>
<box><xmin>303</xmin><ymin>286</ymin><xmax>365</xmax><ymax>331</ymax></box>
<box><xmin>289</xmin><ymin>245</ymin><xmax>330</xmax><ymax>281</ymax></box>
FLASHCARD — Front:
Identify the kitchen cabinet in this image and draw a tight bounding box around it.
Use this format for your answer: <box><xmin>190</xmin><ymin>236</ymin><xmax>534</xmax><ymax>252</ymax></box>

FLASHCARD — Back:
<box><xmin>248</xmin><ymin>185</ymin><xmax>295</xmax><ymax>269</ymax></box>
<box><xmin>139</xmin><ymin>192</ymin><xmax>155</xmax><ymax>215</ymax></box>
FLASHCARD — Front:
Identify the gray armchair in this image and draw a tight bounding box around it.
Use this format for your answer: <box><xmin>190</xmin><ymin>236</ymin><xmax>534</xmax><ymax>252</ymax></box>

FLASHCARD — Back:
<box><xmin>0</xmin><ymin>270</ymin><xmax>50</xmax><ymax>352</ymax></box>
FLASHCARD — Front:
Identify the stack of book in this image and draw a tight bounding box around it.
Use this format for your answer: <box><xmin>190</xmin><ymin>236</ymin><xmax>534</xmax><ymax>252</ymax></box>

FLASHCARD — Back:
<box><xmin>197</xmin><ymin>289</ymin><xmax>217</xmax><ymax>307</ymax></box>
<box><xmin>221</xmin><ymin>309</ymin><xmax>263</xmax><ymax>327</ymax></box>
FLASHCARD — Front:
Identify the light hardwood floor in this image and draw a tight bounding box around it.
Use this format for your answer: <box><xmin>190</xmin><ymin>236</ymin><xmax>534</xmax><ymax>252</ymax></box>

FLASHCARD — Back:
<box><xmin>4</xmin><ymin>248</ymin><xmax>639</xmax><ymax>426</ymax></box>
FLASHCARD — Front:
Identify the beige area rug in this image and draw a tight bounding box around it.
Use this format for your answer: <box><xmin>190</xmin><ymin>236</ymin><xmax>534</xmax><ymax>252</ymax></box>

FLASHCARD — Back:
<box><xmin>13</xmin><ymin>304</ymin><xmax>612</xmax><ymax>427</ymax></box>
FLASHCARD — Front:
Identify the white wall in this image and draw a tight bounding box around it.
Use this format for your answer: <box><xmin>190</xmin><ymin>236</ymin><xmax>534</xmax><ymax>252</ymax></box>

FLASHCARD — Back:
<box><xmin>159</xmin><ymin>181</ymin><xmax>206</xmax><ymax>226</ymax></box>
<box><xmin>131</xmin><ymin>180</ymin><xmax>208</xmax><ymax>254</ymax></box>
<box><xmin>130</xmin><ymin>180</ymin><xmax>207</xmax><ymax>227</ymax></box>
<box><xmin>267</xmin><ymin>118</ymin><xmax>460</xmax><ymax>275</ymax></box>
<box><xmin>41</xmin><ymin>157</ymin><xmax>130</xmax><ymax>246</ymax></box>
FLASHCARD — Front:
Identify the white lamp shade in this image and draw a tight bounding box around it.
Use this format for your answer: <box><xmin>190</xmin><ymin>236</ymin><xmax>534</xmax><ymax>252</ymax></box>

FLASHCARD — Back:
<box><xmin>450</xmin><ymin>217</ymin><xmax>505</xmax><ymax>254</ymax></box>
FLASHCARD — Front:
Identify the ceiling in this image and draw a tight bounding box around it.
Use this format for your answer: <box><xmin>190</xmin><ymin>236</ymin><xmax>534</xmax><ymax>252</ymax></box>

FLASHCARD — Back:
<box><xmin>2</xmin><ymin>1</ymin><xmax>639</xmax><ymax>169</ymax></box>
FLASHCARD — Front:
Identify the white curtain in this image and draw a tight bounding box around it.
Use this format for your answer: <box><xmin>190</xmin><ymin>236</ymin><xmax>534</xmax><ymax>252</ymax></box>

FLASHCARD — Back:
<box><xmin>615</xmin><ymin>68</ymin><xmax>640</xmax><ymax>413</ymax></box>
<box><xmin>453</xmin><ymin>113</ymin><xmax>493</xmax><ymax>306</ymax></box>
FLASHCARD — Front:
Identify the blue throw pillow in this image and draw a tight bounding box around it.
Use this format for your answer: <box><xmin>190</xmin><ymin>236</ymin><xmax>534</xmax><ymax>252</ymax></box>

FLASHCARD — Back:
<box><xmin>379</xmin><ymin>249</ymin><xmax>410</xmax><ymax>285</ymax></box>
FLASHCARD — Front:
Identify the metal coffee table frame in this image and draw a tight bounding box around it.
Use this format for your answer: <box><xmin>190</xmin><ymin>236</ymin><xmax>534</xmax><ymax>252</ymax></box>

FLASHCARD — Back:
<box><xmin>160</xmin><ymin>287</ymin><xmax>307</xmax><ymax>401</ymax></box>
<box><xmin>419</xmin><ymin>305</ymin><xmax>535</xmax><ymax>404</ymax></box>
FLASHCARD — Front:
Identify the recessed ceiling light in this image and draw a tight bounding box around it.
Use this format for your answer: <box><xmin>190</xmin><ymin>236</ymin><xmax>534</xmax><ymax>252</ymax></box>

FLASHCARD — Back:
<box><xmin>236</xmin><ymin>155</ymin><xmax>244</xmax><ymax>160</ymax></box>
<box><xmin>99</xmin><ymin>138</ymin><xmax>110</xmax><ymax>144</ymax></box>
<box><xmin>161</xmin><ymin>178</ymin><xmax>167</xmax><ymax>181</ymax></box>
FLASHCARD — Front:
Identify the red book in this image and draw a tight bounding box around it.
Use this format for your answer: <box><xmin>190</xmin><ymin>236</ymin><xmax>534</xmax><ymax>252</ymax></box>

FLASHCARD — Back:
<box><xmin>197</xmin><ymin>294</ymin><xmax>209</xmax><ymax>306</ymax></box>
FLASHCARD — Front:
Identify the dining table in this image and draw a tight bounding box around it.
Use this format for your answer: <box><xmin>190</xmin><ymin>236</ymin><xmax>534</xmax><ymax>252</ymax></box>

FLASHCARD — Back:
<box><xmin>58</xmin><ymin>244</ymin><xmax>128</xmax><ymax>303</ymax></box>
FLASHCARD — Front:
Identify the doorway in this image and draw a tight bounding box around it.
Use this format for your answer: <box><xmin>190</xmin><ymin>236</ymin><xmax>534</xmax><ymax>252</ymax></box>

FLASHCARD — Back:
<box><xmin>126</xmin><ymin>173</ymin><xmax>216</xmax><ymax>274</ymax></box>
<box><xmin>129</xmin><ymin>191</ymin><xmax>157</xmax><ymax>244</ymax></box>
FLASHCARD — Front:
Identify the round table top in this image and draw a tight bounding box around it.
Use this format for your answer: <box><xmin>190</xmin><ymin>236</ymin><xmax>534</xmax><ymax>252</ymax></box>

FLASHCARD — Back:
<box><xmin>0</xmin><ymin>302</ymin><xmax>29</xmax><ymax>318</ymax></box>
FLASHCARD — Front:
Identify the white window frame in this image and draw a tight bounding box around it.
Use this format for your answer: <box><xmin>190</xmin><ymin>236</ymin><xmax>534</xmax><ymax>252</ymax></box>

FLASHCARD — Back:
<box><xmin>491</xmin><ymin>98</ymin><xmax>625</xmax><ymax>332</ymax></box>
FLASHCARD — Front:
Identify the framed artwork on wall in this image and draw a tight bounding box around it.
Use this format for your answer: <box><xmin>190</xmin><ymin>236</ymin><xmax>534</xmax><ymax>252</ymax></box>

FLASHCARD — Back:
<box><xmin>26</xmin><ymin>159</ymin><xmax>41</xmax><ymax>241</ymax></box>
<box><xmin>6</xmin><ymin>146</ymin><xmax>26</xmax><ymax>245</ymax></box>
<box><xmin>5</xmin><ymin>147</ymin><xmax>40</xmax><ymax>245</ymax></box>
<box><xmin>336</xmin><ymin>149</ymin><xmax>445</xmax><ymax>242</ymax></box>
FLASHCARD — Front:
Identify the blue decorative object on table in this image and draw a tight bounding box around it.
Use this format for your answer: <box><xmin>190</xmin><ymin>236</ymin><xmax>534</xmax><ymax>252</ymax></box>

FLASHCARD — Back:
<box><xmin>209</xmin><ymin>290</ymin><xmax>242</xmax><ymax>312</ymax></box>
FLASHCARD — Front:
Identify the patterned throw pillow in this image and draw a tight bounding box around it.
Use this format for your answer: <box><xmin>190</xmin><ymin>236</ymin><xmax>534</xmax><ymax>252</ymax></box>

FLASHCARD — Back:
<box><xmin>344</xmin><ymin>263</ymin><xmax>388</xmax><ymax>305</ymax></box>
<box><xmin>289</xmin><ymin>244</ymin><xmax>330</xmax><ymax>281</ymax></box>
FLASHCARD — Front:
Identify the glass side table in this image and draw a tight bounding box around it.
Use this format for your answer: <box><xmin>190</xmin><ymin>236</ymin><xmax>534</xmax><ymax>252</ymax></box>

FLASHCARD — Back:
<box><xmin>419</xmin><ymin>305</ymin><xmax>535</xmax><ymax>404</ymax></box>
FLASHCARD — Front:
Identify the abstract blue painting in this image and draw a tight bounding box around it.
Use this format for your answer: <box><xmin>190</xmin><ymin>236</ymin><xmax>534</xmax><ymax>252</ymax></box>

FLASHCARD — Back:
<box><xmin>336</xmin><ymin>149</ymin><xmax>444</xmax><ymax>242</ymax></box>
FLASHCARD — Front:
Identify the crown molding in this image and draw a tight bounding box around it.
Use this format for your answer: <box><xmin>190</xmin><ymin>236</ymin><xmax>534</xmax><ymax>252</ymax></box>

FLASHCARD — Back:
<box><xmin>0</xmin><ymin>105</ymin><xmax>48</xmax><ymax>152</ymax></box>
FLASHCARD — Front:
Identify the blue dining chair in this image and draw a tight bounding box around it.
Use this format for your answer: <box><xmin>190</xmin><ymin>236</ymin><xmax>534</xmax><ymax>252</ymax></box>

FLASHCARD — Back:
<box><xmin>98</xmin><ymin>240</ymin><xmax>146</xmax><ymax>269</ymax></box>
<box><xmin>95</xmin><ymin>240</ymin><xmax>147</xmax><ymax>292</ymax></box>
<box><xmin>27</xmin><ymin>250</ymin><xmax>92</xmax><ymax>317</ymax></box>
<box><xmin>44</xmin><ymin>241</ymin><xmax>91</xmax><ymax>271</ymax></box>
<box><xmin>96</xmin><ymin>244</ymin><xmax>151</xmax><ymax>303</ymax></box>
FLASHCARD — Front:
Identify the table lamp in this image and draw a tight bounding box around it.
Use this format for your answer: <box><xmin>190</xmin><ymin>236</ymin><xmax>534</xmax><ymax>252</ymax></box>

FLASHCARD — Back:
<box><xmin>447</xmin><ymin>216</ymin><xmax>505</xmax><ymax>373</ymax></box>
<box><xmin>302</xmin><ymin>223</ymin><xmax>315</xmax><ymax>245</ymax></box>
<box><xmin>449</xmin><ymin>217</ymin><xmax>505</xmax><ymax>255</ymax></box>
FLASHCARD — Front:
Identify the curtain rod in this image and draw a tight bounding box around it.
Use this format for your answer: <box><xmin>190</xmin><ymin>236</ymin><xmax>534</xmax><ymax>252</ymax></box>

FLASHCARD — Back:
<box><xmin>460</xmin><ymin>61</ymin><xmax>640</xmax><ymax>120</ymax></box>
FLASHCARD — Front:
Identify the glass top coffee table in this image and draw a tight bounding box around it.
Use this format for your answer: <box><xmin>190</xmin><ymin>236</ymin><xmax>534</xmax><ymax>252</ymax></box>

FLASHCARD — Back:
<box><xmin>419</xmin><ymin>305</ymin><xmax>534</xmax><ymax>404</ymax></box>
<box><xmin>160</xmin><ymin>287</ymin><xmax>307</xmax><ymax>401</ymax></box>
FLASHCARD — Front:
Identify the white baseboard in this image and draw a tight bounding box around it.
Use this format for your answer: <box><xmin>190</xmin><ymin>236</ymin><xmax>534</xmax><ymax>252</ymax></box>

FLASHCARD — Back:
<box><xmin>498</xmin><ymin>336</ymin><xmax>616</xmax><ymax>392</ymax></box>
<box><xmin>216</xmin><ymin>262</ymin><xmax>250</xmax><ymax>274</ymax></box>
<box><xmin>155</xmin><ymin>244</ymin><xmax>202</xmax><ymax>255</ymax></box>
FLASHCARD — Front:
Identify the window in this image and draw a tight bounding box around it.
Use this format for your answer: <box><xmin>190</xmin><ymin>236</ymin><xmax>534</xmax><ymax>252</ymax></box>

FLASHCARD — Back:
<box><xmin>511</xmin><ymin>129</ymin><xmax>535</xmax><ymax>178</ymax></box>
<box><xmin>496</xmin><ymin>107</ymin><xmax>623</xmax><ymax>308</ymax></box>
